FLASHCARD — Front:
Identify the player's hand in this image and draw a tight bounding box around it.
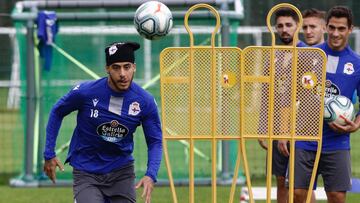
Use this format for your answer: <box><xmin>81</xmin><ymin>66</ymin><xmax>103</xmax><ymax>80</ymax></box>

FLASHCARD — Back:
<box><xmin>328</xmin><ymin>117</ymin><xmax>360</xmax><ymax>134</ymax></box>
<box><xmin>277</xmin><ymin>140</ymin><xmax>289</xmax><ymax>157</ymax></box>
<box><xmin>136</xmin><ymin>176</ymin><xmax>154</xmax><ymax>203</ymax></box>
<box><xmin>258</xmin><ymin>139</ymin><xmax>268</xmax><ymax>150</ymax></box>
<box><xmin>43</xmin><ymin>157</ymin><xmax>64</xmax><ymax>184</ymax></box>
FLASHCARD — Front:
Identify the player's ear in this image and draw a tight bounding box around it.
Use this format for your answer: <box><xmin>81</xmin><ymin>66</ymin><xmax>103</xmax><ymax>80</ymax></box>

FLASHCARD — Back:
<box><xmin>322</xmin><ymin>20</ymin><xmax>327</xmax><ymax>33</ymax></box>
<box><xmin>105</xmin><ymin>66</ymin><xmax>110</xmax><ymax>74</ymax></box>
<box><xmin>133</xmin><ymin>63</ymin><xmax>136</xmax><ymax>72</ymax></box>
<box><xmin>349</xmin><ymin>25</ymin><xmax>354</xmax><ymax>34</ymax></box>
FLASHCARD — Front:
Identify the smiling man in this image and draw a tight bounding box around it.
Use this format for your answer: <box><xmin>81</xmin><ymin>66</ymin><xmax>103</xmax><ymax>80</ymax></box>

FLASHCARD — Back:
<box><xmin>43</xmin><ymin>42</ymin><xmax>162</xmax><ymax>203</ymax></box>
<box><xmin>277</xmin><ymin>6</ymin><xmax>360</xmax><ymax>203</ymax></box>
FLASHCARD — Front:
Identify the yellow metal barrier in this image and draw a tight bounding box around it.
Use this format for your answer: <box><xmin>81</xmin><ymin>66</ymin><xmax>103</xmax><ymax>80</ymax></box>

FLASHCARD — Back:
<box><xmin>160</xmin><ymin>3</ymin><xmax>326</xmax><ymax>203</ymax></box>
<box><xmin>239</xmin><ymin>3</ymin><xmax>326</xmax><ymax>203</ymax></box>
<box><xmin>160</xmin><ymin>3</ymin><xmax>242</xmax><ymax>203</ymax></box>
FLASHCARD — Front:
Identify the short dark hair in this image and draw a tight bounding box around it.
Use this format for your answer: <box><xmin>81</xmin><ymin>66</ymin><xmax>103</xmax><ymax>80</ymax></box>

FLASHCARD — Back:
<box><xmin>275</xmin><ymin>8</ymin><xmax>299</xmax><ymax>23</ymax></box>
<box><xmin>326</xmin><ymin>6</ymin><xmax>353</xmax><ymax>28</ymax></box>
<box><xmin>302</xmin><ymin>8</ymin><xmax>326</xmax><ymax>20</ymax></box>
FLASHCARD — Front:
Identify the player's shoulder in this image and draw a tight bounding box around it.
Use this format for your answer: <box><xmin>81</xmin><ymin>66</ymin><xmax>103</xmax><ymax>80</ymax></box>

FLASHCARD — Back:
<box><xmin>296</xmin><ymin>41</ymin><xmax>307</xmax><ymax>47</ymax></box>
<box><xmin>129</xmin><ymin>82</ymin><xmax>155</xmax><ymax>102</ymax></box>
<box><xmin>129</xmin><ymin>83</ymin><xmax>158</xmax><ymax>114</ymax></box>
<box><xmin>346</xmin><ymin>47</ymin><xmax>360</xmax><ymax>63</ymax></box>
<box><xmin>71</xmin><ymin>77</ymin><xmax>107</xmax><ymax>92</ymax></box>
<box><xmin>314</xmin><ymin>42</ymin><xmax>326</xmax><ymax>50</ymax></box>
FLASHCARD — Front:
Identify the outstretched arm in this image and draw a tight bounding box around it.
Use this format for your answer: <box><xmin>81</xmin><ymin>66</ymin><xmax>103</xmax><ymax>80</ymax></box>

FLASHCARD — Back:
<box><xmin>43</xmin><ymin>85</ymin><xmax>82</xmax><ymax>181</ymax></box>
<box><xmin>142</xmin><ymin>99</ymin><xmax>163</xmax><ymax>182</ymax></box>
<box><xmin>137</xmin><ymin>98</ymin><xmax>162</xmax><ymax>202</ymax></box>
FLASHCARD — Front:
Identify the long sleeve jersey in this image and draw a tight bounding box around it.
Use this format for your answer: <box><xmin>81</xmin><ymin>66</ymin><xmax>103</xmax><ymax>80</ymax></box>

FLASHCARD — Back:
<box><xmin>44</xmin><ymin>77</ymin><xmax>162</xmax><ymax>181</ymax></box>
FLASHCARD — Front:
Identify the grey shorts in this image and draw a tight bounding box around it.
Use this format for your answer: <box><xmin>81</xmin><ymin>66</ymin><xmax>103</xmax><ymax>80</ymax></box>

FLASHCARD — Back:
<box><xmin>294</xmin><ymin>149</ymin><xmax>351</xmax><ymax>192</ymax></box>
<box><xmin>271</xmin><ymin>140</ymin><xmax>289</xmax><ymax>177</ymax></box>
<box><xmin>73</xmin><ymin>164</ymin><xmax>136</xmax><ymax>203</ymax></box>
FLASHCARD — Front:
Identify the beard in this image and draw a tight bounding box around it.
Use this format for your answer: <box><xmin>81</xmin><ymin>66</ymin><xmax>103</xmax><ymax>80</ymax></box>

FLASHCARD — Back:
<box><xmin>108</xmin><ymin>74</ymin><xmax>134</xmax><ymax>92</ymax></box>
<box><xmin>280</xmin><ymin>36</ymin><xmax>293</xmax><ymax>45</ymax></box>
<box><xmin>277</xmin><ymin>32</ymin><xmax>293</xmax><ymax>45</ymax></box>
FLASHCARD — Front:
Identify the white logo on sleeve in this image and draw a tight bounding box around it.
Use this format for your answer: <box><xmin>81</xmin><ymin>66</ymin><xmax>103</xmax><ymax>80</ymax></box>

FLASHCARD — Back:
<box><xmin>73</xmin><ymin>84</ymin><xmax>80</xmax><ymax>90</ymax></box>
<box><xmin>343</xmin><ymin>62</ymin><xmax>354</xmax><ymax>75</ymax></box>
<box><xmin>128</xmin><ymin>102</ymin><xmax>141</xmax><ymax>116</ymax></box>
<box><xmin>153</xmin><ymin>98</ymin><xmax>158</xmax><ymax>106</ymax></box>
<box><xmin>109</xmin><ymin>45</ymin><xmax>118</xmax><ymax>55</ymax></box>
<box><xmin>92</xmin><ymin>98</ymin><xmax>99</xmax><ymax>107</ymax></box>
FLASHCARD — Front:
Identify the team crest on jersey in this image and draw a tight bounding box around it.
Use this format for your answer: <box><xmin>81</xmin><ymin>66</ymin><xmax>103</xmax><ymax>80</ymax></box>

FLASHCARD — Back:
<box><xmin>343</xmin><ymin>62</ymin><xmax>354</xmax><ymax>75</ymax></box>
<box><xmin>96</xmin><ymin>120</ymin><xmax>129</xmax><ymax>142</ymax></box>
<box><xmin>128</xmin><ymin>102</ymin><xmax>141</xmax><ymax>116</ymax></box>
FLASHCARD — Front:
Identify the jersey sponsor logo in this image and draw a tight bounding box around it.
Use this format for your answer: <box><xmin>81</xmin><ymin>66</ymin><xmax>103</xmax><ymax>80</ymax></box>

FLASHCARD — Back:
<box><xmin>343</xmin><ymin>62</ymin><xmax>354</xmax><ymax>75</ymax></box>
<box><xmin>92</xmin><ymin>98</ymin><xmax>99</xmax><ymax>107</ymax></box>
<box><xmin>128</xmin><ymin>102</ymin><xmax>141</xmax><ymax>116</ymax></box>
<box><xmin>324</xmin><ymin>80</ymin><xmax>340</xmax><ymax>98</ymax></box>
<box><xmin>96</xmin><ymin>120</ymin><xmax>129</xmax><ymax>142</ymax></box>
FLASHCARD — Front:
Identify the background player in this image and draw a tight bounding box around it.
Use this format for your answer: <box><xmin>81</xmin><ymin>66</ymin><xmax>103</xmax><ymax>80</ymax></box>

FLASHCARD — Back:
<box><xmin>302</xmin><ymin>8</ymin><xmax>326</xmax><ymax>46</ymax></box>
<box><xmin>279</xmin><ymin>6</ymin><xmax>360</xmax><ymax>203</ymax></box>
<box><xmin>258</xmin><ymin>7</ymin><xmax>306</xmax><ymax>203</ymax></box>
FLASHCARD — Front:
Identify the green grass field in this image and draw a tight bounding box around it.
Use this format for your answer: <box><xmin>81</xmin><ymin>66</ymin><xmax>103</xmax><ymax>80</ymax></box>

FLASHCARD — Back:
<box><xmin>0</xmin><ymin>185</ymin><xmax>359</xmax><ymax>202</ymax></box>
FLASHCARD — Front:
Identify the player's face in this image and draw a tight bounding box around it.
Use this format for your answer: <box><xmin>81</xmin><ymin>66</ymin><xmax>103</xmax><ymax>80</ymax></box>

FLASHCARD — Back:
<box><xmin>275</xmin><ymin>16</ymin><xmax>298</xmax><ymax>45</ymax></box>
<box><xmin>106</xmin><ymin>62</ymin><xmax>136</xmax><ymax>92</ymax></box>
<box><xmin>327</xmin><ymin>17</ymin><xmax>353</xmax><ymax>51</ymax></box>
<box><xmin>302</xmin><ymin>17</ymin><xmax>326</xmax><ymax>46</ymax></box>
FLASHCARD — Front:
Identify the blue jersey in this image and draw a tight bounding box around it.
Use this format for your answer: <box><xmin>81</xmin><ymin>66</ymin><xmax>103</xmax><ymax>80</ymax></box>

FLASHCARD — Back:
<box><xmin>297</xmin><ymin>41</ymin><xmax>307</xmax><ymax>47</ymax></box>
<box><xmin>44</xmin><ymin>77</ymin><xmax>162</xmax><ymax>181</ymax></box>
<box><xmin>296</xmin><ymin>42</ymin><xmax>360</xmax><ymax>151</ymax></box>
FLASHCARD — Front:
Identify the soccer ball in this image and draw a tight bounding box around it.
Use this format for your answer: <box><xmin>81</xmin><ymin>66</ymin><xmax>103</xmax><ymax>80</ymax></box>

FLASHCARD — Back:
<box><xmin>324</xmin><ymin>95</ymin><xmax>355</xmax><ymax>125</ymax></box>
<box><xmin>134</xmin><ymin>1</ymin><xmax>173</xmax><ymax>40</ymax></box>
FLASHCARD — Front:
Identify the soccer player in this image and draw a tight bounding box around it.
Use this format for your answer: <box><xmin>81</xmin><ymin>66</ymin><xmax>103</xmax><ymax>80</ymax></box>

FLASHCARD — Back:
<box><xmin>278</xmin><ymin>6</ymin><xmax>360</xmax><ymax>203</ymax></box>
<box><xmin>258</xmin><ymin>7</ymin><xmax>306</xmax><ymax>203</ymax></box>
<box><xmin>43</xmin><ymin>42</ymin><xmax>162</xmax><ymax>203</ymax></box>
<box><xmin>302</xmin><ymin>8</ymin><xmax>326</xmax><ymax>46</ymax></box>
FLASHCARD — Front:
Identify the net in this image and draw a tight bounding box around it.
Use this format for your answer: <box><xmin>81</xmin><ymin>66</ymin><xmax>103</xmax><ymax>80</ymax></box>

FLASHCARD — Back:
<box><xmin>0</xmin><ymin>29</ymin><xmax>23</xmax><ymax>176</ymax></box>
